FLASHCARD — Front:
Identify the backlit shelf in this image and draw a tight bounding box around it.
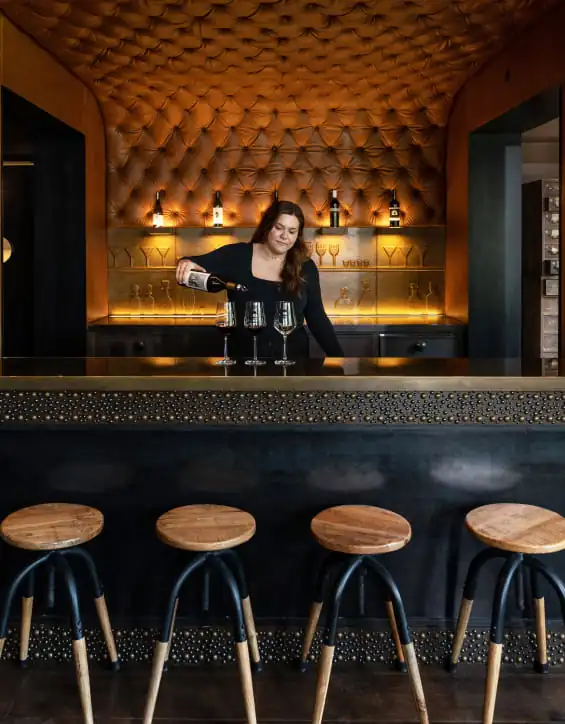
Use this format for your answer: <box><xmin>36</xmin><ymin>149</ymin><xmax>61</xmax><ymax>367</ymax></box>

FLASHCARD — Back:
<box><xmin>317</xmin><ymin>266</ymin><xmax>444</xmax><ymax>272</ymax></box>
<box><xmin>109</xmin><ymin>266</ymin><xmax>177</xmax><ymax>271</ymax></box>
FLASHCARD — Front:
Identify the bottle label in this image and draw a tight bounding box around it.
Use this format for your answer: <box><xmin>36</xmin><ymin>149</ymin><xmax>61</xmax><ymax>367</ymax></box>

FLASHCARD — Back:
<box><xmin>213</xmin><ymin>207</ymin><xmax>223</xmax><ymax>225</ymax></box>
<box><xmin>186</xmin><ymin>271</ymin><xmax>210</xmax><ymax>291</ymax></box>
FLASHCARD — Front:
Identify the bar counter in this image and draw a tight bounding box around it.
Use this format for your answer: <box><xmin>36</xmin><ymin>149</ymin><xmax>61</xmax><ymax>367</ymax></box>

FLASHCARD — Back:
<box><xmin>0</xmin><ymin>357</ymin><xmax>564</xmax><ymax>667</ymax></box>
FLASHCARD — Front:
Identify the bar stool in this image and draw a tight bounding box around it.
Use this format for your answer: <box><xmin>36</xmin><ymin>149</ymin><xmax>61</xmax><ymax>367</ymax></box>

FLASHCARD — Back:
<box><xmin>0</xmin><ymin>502</ymin><xmax>120</xmax><ymax>724</ymax></box>
<box><xmin>447</xmin><ymin>503</ymin><xmax>565</xmax><ymax>724</ymax></box>
<box><xmin>143</xmin><ymin>504</ymin><xmax>262</xmax><ymax>724</ymax></box>
<box><xmin>299</xmin><ymin>505</ymin><xmax>429</xmax><ymax>724</ymax></box>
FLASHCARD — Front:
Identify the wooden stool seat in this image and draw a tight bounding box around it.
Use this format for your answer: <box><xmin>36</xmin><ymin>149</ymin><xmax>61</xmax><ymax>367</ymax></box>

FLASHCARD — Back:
<box><xmin>156</xmin><ymin>504</ymin><xmax>256</xmax><ymax>552</ymax></box>
<box><xmin>0</xmin><ymin>503</ymin><xmax>104</xmax><ymax>551</ymax></box>
<box><xmin>311</xmin><ymin>505</ymin><xmax>411</xmax><ymax>555</ymax></box>
<box><xmin>466</xmin><ymin>503</ymin><xmax>565</xmax><ymax>554</ymax></box>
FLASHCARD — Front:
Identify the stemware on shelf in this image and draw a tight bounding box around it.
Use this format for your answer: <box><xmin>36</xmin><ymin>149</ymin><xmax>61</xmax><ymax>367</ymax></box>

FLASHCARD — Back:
<box><xmin>274</xmin><ymin>301</ymin><xmax>297</xmax><ymax>367</ymax></box>
<box><xmin>382</xmin><ymin>246</ymin><xmax>397</xmax><ymax>266</ymax></box>
<box><xmin>123</xmin><ymin>247</ymin><xmax>135</xmax><ymax>268</ymax></box>
<box><xmin>215</xmin><ymin>301</ymin><xmax>237</xmax><ymax>366</ymax></box>
<box><xmin>328</xmin><ymin>242</ymin><xmax>340</xmax><ymax>267</ymax></box>
<box><xmin>156</xmin><ymin>247</ymin><xmax>170</xmax><ymax>267</ymax></box>
<box><xmin>315</xmin><ymin>241</ymin><xmax>327</xmax><ymax>267</ymax></box>
<box><xmin>418</xmin><ymin>244</ymin><xmax>429</xmax><ymax>268</ymax></box>
<box><xmin>244</xmin><ymin>300</ymin><xmax>267</xmax><ymax>367</ymax></box>
<box><xmin>108</xmin><ymin>247</ymin><xmax>120</xmax><ymax>268</ymax></box>
<box><xmin>140</xmin><ymin>246</ymin><xmax>155</xmax><ymax>268</ymax></box>
<box><xmin>304</xmin><ymin>241</ymin><xmax>314</xmax><ymax>258</ymax></box>
<box><xmin>398</xmin><ymin>245</ymin><xmax>413</xmax><ymax>267</ymax></box>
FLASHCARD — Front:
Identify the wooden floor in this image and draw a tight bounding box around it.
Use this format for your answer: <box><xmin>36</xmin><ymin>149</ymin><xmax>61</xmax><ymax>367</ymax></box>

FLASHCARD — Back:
<box><xmin>0</xmin><ymin>661</ymin><xmax>564</xmax><ymax>722</ymax></box>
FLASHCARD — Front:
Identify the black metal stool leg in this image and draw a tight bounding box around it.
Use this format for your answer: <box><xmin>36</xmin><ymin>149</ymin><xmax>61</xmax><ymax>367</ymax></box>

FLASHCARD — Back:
<box><xmin>54</xmin><ymin>553</ymin><xmax>94</xmax><ymax>724</ymax></box>
<box><xmin>64</xmin><ymin>547</ymin><xmax>120</xmax><ymax>671</ymax></box>
<box><xmin>529</xmin><ymin>566</ymin><xmax>548</xmax><ymax>673</ymax></box>
<box><xmin>447</xmin><ymin>548</ymin><xmax>510</xmax><ymax>672</ymax></box>
<box><xmin>221</xmin><ymin>549</ymin><xmax>263</xmax><ymax>673</ymax></box>
<box><xmin>46</xmin><ymin>562</ymin><xmax>56</xmax><ymax>609</ymax></box>
<box><xmin>365</xmin><ymin>556</ymin><xmax>429</xmax><ymax>724</ymax></box>
<box><xmin>0</xmin><ymin>553</ymin><xmax>52</xmax><ymax>661</ymax></box>
<box><xmin>19</xmin><ymin>569</ymin><xmax>35</xmax><ymax>668</ymax></box>
<box><xmin>299</xmin><ymin>552</ymin><xmax>342</xmax><ymax>672</ymax></box>
<box><xmin>358</xmin><ymin>566</ymin><xmax>366</xmax><ymax>616</ymax></box>
<box><xmin>202</xmin><ymin>567</ymin><xmax>211</xmax><ymax>612</ymax></box>
<box><xmin>143</xmin><ymin>552</ymin><xmax>208</xmax><ymax>724</ymax></box>
<box><xmin>483</xmin><ymin>553</ymin><xmax>522</xmax><ymax>724</ymax></box>
<box><xmin>212</xmin><ymin>555</ymin><xmax>257</xmax><ymax>724</ymax></box>
<box><xmin>312</xmin><ymin>556</ymin><xmax>363</xmax><ymax>724</ymax></box>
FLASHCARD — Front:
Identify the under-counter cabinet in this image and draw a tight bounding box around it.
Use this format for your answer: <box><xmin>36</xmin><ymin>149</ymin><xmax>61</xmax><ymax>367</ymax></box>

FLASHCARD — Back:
<box><xmin>88</xmin><ymin>318</ymin><xmax>466</xmax><ymax>358</ymax></box>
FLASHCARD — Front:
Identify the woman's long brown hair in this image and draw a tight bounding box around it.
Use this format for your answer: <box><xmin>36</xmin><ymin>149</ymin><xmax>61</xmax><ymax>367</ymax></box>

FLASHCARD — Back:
<box><xmin>250</xmin><ymin>201</ymin><xmax>308</xmax><ymax>296</ymax></box>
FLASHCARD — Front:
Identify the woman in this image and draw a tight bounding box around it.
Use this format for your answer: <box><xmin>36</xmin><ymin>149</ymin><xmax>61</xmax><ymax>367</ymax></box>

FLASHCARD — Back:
<box><xmin>176</xmin><ymin>201</ymin><xmax>343</xmax><ymax>359</ymax></box>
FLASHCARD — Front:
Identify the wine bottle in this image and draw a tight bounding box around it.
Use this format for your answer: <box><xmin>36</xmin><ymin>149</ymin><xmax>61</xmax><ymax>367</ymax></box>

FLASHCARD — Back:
<box><xmin>152</xmin><ymin>191</ymin><xmax>164</xmax><ymax>228</ymax></box>
<box><xmin>330</xmin><ymin>189</ymin><xmax>340</xmax><ymax>228</ymax></box>
<box><xmin>389</xmin><ymin>189</ymin><xmax>400</xmax><ymax>228</ymax></box>
<box><xmin>213</xmin><ymin>191</ymin><xmax>223</xmax><ymax>227</ymax></box>
<box><xmin>183</xmin><ymin>270</ymin><xmax>247</xmax><ymax>293</ymax></box>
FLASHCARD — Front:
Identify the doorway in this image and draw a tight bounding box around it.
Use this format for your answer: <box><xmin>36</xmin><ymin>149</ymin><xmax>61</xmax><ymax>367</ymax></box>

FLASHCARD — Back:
<box><xmin>467</xmin><ymin>86</ymin><xmax>560</xmax><ymax>359</ymax></box>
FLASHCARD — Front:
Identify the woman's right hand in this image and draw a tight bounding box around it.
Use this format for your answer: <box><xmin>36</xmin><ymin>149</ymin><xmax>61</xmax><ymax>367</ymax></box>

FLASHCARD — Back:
<box><xmin>176</xmin><ymin>258</ymin><xmax>206</xmax><ymax>286</ymax></box>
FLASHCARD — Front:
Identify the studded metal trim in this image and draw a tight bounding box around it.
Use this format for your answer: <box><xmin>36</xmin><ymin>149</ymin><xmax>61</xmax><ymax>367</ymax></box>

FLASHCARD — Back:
<box><xmin>2</xmin><ymin>624</ymin><xmax>563</xmax><ymax>667</ymax></box>
<box><xmin>0</xmin><ymin>390</ymin><xmax>565</xmax><ymax>426</ymax></box>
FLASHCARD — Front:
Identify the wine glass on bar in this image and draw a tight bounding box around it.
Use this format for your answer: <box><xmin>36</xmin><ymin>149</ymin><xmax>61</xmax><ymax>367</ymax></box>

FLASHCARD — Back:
<box><xmin>244</xmin><ymin>301</ymin><xmax>266</xmax><ymax>366</ymax></box>
<box><xmin>274</xmin><ymin>301</ymin><xmax>297</xmax><ymax>366</ymax></box>
<box><xmin>215</xmin><ymin>302</ymin><xmax>237</xmax><ymax>366</ymax></box>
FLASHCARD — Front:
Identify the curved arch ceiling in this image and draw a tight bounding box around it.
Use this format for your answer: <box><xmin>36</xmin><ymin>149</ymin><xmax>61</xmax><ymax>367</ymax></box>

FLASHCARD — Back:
<box><xmin>0</xmin><ymin>0</ymin><xmax>557</xmax><ymax>226</ymax></box>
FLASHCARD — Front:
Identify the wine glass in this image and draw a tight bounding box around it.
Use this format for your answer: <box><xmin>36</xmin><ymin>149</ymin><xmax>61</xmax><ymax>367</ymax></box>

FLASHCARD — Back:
<box><xmin>156</xmin><ymin>247</ymin><xmax>169</xmax><ymax>266</ymax></box>
<box><xmin>244</xmin><ymin>301</ymin><xmax>266</xmax><ymax>366</ymax></box>
<box><xmin>383</xmin><ymin>246</ymin><xmax>397</xmax><ymax>266</ymax></box>
<box><xmin>215</xmin><ymin>302</ymin><xmax>237</xmax><ymax>366</ymax></box>
<box><xmin>140</xmin><ymin>246</ymin><xmax>155</xmax><ymax>267</ymax></box>
<box><xmin>274</xmin><ymin>301</ymin><xmax>297</xmax><ymax>366</ymax></box>
<box><xmin>329</xmin><ymin>242</ymin><xmax>340</xmax><ymax>267</ymax></box>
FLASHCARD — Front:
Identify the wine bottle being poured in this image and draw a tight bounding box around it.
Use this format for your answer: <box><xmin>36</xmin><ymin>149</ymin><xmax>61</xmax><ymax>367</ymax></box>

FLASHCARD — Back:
<box><xmin>183</xmin><ymin>270</ymin><xmax>247</xmax><ymax>293</ymax></box>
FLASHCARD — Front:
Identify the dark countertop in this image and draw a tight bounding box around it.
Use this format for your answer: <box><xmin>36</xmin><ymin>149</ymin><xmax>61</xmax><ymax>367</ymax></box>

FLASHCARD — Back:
<box><xmin>0</xmin><ymin>357</ymin><xmax>562</xmax><ymax>426</ymax></box>
<box><xmin>0</xmin><ymin>356</ymin><xmax>561</xmax><ymax>390</ymax></box>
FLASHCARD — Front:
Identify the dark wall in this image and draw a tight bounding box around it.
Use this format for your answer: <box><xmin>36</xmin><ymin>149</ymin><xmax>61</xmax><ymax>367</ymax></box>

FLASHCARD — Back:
<box><xmin>1</xmin><ymin>87</ymin><xmax>86</xmax><ymax>356</ymax></box>
<box><xmin>0</xmin><ymin>426</ymin><xmax>564</xmax><ymax>628</ymax></box>
<box><xmin>468</xmin><ymin>134</ymin><xmax>522</xmax><ymax>357</ymax></box>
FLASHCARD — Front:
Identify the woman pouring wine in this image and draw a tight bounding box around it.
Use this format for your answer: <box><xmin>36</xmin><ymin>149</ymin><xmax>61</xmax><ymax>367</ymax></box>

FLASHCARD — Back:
<box><xmin>176</xmin><ymin>201</ymin><xmax>343</xmax><ymax>361</ymax></box>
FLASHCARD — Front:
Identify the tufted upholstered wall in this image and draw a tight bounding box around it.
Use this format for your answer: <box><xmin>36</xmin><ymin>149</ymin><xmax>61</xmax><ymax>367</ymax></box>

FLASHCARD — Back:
<box><xmin>0</xmin><ymin>0</ymin><xmax>558</xmax><ymax>228</ymax></box>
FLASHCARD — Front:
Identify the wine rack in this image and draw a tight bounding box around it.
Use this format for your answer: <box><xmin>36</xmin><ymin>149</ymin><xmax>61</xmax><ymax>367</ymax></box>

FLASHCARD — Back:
<box><xmin>522</xmin><ymin>179</ymin><xmax>560</xmax><ymax>371</ymax></box>
<box><xmin>106</xmin><ymin>226</ymin><xmax>446</xmax><ymax>319</ymax></box>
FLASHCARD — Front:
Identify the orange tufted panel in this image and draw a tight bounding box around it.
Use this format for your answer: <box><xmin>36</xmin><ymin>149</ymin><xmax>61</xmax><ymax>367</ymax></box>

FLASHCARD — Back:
<box><xmin>0</xmin><ymin>0</ymin><xmax>558</xmax><ymax>227</ymax></box>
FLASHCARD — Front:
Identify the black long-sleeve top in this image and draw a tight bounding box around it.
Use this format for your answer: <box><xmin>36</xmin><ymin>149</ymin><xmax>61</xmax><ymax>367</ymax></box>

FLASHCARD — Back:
<box><xmin>185</xmin><ymin>242</ymin><xmax>343</xmax><ymax>359</ymax></box>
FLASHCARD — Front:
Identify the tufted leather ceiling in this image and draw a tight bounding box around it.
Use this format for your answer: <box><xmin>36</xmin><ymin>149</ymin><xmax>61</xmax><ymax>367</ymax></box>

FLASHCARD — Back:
<box><xmin>0</xmin><ymin>0</ymin><xmax>557</xmax><ymax>227</ymax></box>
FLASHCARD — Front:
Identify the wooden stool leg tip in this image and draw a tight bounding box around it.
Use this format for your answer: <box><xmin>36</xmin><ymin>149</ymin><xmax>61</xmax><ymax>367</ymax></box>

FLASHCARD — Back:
<box><xmin>444</xmin><ymin>656</ymin><xmax>458</xmax><ymax>673</ymax></box>
<box><xmin>295</xmin><ymin>657</ymin><xmax>309</xmax><ymax>673</ymax></box>
<box><xmin>19</xmin><ymin>658</ymin><xmax>29</xmax><ymax>670</ymax></box>
<box><xmin>393</xmin><ymin>658</ymin><xmax>407</xmax><ymax>673</ymax></box>
<box><xmin>534</xmin><ymin>660</ymin><xmax>549</xmax><ymax>674</ymax></box>
<box><xmin>110</xmin><ymin>659</ymin><xmax>121</xmax><ymax>673</ymax></box>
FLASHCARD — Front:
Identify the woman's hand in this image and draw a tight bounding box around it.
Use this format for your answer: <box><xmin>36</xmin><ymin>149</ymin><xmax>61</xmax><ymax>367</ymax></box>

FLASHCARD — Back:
<box><xmin>176</xmin><ymin>258</ymin><xmax>206</xmax><ymax>286</ymax></box>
